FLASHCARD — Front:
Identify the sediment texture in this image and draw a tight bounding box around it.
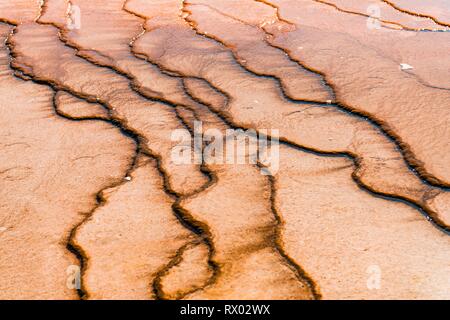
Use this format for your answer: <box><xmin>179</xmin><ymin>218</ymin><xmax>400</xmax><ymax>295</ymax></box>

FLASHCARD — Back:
<box><xmin>0</xmin><ymin>0</ymin><xmax>449</xmax><ymax>300</ymax></box>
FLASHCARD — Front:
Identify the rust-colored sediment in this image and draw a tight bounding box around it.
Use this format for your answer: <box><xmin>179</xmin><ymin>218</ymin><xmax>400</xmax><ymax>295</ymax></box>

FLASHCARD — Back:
<box><xmin>0</xmin><ymin>0</ymin><xmax>449</xmax><ymax>300</ymax></box>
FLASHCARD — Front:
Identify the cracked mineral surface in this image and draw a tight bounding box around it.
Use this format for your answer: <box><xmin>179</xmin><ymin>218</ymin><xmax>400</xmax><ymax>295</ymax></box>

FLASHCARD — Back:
<box><xmin>0</xmin><ymin>0</ymin><xmax>449</xmax><ymax>300</ymax></box>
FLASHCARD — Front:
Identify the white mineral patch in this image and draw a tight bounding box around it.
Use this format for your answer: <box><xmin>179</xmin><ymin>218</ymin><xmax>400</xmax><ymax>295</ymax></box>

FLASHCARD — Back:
<box><xmin>400</xmin><ymin>63</ymin><xmax>413</xmax><ymax>70</ymax></box>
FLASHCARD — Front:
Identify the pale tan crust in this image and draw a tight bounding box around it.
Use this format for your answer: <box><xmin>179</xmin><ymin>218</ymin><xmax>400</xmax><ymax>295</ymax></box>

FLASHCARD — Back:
<box><xmin>0</xmin><ymin>0</ymin><xmax>449</xmax><ymax>300</ymax></box>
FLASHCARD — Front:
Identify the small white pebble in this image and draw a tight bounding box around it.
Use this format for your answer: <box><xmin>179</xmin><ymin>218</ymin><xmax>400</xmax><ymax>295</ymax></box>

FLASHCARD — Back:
<box><xmin>400</xmin><ymin>63</ymin><xmax>413</xmax><ymax>70</ymax></box>
<box><xmin>124</xmin><ymin>176</ymin><xmax>132</xmax><ymax>181</ymax></box>
<box><xmin>326</xmin><ymin>100</ymin><xmax>332</xmax><ymax>104</ymax></box>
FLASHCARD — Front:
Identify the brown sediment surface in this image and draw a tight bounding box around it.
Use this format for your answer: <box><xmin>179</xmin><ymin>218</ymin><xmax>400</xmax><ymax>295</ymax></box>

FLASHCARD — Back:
<box><xmin>155</xmin><ymin>240</ymin><xmax>213</xmax><ymax>300</ymax></box>
<box><xmin>180</xmin><ymin>159</ymin><xmax>315</xmax><ymax>300</ymax></box>
<box><xmin>381</xmin><ymin>0</ymin><xmax>450</xmax><ymax>27</ymax></box>
<box><xmin>74</xmin><ymin>155</ymin><xmax>196</xmax><ymax>299</ymax></box>
<box><xmin>164</xmin><ymin>90</ymin><xmax>317</xmax><ymax>300</ymax></box>
<box><xmin>133</xmin><ymin>0</ymin><xmax>450</xmax><ymax>228</ymax></box>
<box><xmin>0</xmin><ymin>0</ymin><xmax>449</xmax><ymax>300</ymax></box>
<box><xmin>311</xmin><ymin>0</ymin><xmax>449</xmax><ymax>31</ymax></box>
<box><xmin>264</xmin><ymin>0</ymin><xmax>450</xmax><ymax>186</ymax></box>
<box><xmin>277</xmin><ymin>144</ymin><xmax>450</xmax><ymax>299</ymax></box>
<box><xmin>10</xmin><ymin>22</ymin><xmax>207</xmax><ymax>196</ymax></box>
<box><xmin>55</xmin><ymin>91</ymin><xmax>109</xmax><ymax>119</ymax></box>
<box><xmin>0</xmin><ymin>23</ymin><xmax>135</xmax><ymax>298</ymax></box>
<box><xmin>0</xmin><ymin>0</ymin><xmax>41</xmax><ymax>24</ymax></box>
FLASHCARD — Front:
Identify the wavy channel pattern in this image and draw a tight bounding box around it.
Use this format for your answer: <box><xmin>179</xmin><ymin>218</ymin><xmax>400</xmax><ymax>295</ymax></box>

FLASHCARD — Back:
<box><xmin>0</xmin><ymin>0</ymin><xmax>449</xmax><ymax>300</ymax></box>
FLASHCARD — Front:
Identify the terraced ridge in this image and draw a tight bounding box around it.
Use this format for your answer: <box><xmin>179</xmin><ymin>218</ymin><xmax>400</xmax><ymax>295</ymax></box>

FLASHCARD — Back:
<box><xmin>0</xmin><ymin>0</ymin><xmax>449</xmax><ymax>300</ymax></box>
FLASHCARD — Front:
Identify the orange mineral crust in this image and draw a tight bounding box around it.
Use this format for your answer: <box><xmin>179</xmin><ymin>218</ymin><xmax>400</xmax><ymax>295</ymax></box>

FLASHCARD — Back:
<box><xmin>0</xmin><ymin>0</ymin><xmax>449</xmax><ymax>300</ymax></box>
